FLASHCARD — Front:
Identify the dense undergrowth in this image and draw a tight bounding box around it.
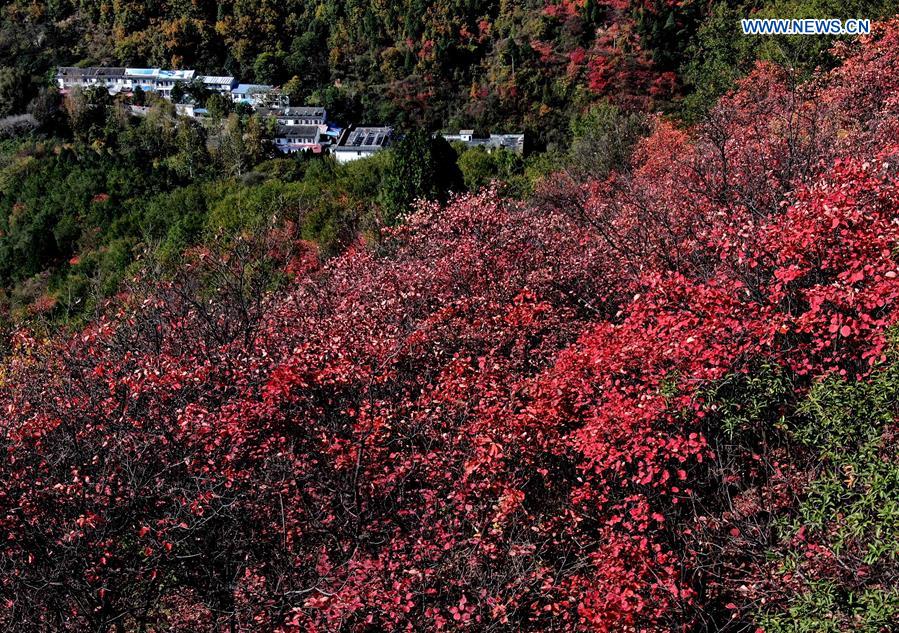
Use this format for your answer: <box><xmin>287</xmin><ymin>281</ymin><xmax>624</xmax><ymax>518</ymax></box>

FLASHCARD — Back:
<box><xmin>1</xmin><ymin>20</ymin><xmax>899</xmax><ymax>632</ymax></box>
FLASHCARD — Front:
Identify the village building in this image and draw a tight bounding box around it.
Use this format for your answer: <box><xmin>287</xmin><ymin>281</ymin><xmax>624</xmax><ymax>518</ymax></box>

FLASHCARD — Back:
<box><xmin>268</xmin><ymin>106</ymin><xmax>327</xmax><ymax>126</ymax></box>
<box><xmin>57</xmin><ymin>67</ymin><xmax>263</xmax><ymax>104</ymax></box>
<box><xmin>57</xmin><ymin>67</ymin><xmax>126</xmax><ymax>92</ymax></box>
<box><xmin>231</xmin><ymin>83</ymin><xmax>269</xmax><ymax>105</ymax></box>
<box><xmin>125</xmin><ymin>68</ymin><xmax>196</xmax><ymax>98</ymax></box>
<box><xmin>273</xmin><ymin>124</ymin><xmax>330</xmax><ymax>154</ymax></box>
<box><xmin>230</xmin><ymin>84</ymin><xmax>286</xmax><ymax>107</ymax></box>
<box><xmin>200</xmin><ymin>75</ymin><xmax>237</xmax><ymax>94</ymax></box>
<box><xmin>440</xmin><ymin>129</ymin><xmax>526</xmax><ymax>154</ymax></box>
<box><xmin>332</xmin><ymin>126</ymin><xmax>392</xmax><ymax>163</ymax></box>
<box><xmin>57</xmin><ymin>67</ymin><xmax>198</xmax><ymax>98</ymax></box>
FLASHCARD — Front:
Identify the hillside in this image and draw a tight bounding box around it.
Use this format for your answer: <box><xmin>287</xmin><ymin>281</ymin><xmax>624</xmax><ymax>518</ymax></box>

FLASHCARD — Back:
<box><xmin>2</xmin><ymin>0</ymin><xmax>896</xmax><ymax>134</ymax></box>
<box><xmin>1</xmin><ymin>20</ymin><xmax>899</xmax><ymax>632</ymax></box>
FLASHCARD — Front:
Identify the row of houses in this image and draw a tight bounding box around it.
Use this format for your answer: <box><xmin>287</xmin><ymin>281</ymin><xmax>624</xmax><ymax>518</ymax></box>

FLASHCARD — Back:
<box><xmin>269</xmin><ymin>123</ymin><xmax>522</xmax><ymax>163</ymax></box>
<box><xmin>56</xmin><ymin>67</ymin><xmax>525</xmax><ymax>163</ymax></box>
<box><xmin>56</xmin><ymin>67</ymin><xmax>285</xmax><ymax>107</ymax></box>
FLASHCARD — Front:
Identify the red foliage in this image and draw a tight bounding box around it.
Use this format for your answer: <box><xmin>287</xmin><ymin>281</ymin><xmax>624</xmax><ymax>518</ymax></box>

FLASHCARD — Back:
<box><xmin>2</xmin><ymin>20</ymin><xmax>899</xmax><ymax>632</ymax></box>
<box><xmin>583</xmin><ymin>23</ymin><xmax>670</xmax><ymax>108</ymax></box>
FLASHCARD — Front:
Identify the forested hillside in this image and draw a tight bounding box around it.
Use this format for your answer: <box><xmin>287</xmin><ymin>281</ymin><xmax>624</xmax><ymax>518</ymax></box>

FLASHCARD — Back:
<box><xmin>2</xmin><ymin>0</ymin><xmax>895</xmax><ymax>133</ymax></box>
<box><xmin>2</xmin><ymin>18</ymin><xmax>899</xmax><ymax>632</ymax></box>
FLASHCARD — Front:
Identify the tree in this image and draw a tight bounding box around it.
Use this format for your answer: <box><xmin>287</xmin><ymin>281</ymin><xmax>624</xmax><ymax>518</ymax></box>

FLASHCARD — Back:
<box><xmin>184</xmin><ymin>78</ymin><xmax>211</xmax><ymax>105</ymax></box>
<box><xmin>253</xmin><ymin>51</ymin><xmax>285</xmax><ymax>85</ymax></box>
<box><xmin>168</xmin><ymin>119</ymin><xmax>209</xmax><ymax>179</ymax></box>
<box><xmin>170</xmin><ymin>80</ymin><xmax>186</xmax><ymax>103</ymax></box>
<box><xmin>378</xmin><ymin>131</ymin><xmax>462</xmax><ymax>225</ymax></box>
<box><xmin>205</xmin><ymin>92</ymin><xmax>232</xmax><ymax>121</ymax></box>
<box><xmin>566</xmin><ymin>101</ymin><xmax>648</xmax><ymax>178</ymax></box>
<box><xmin>457</xmin><ymin>146</ymin><xmax>498</xmax><ymax>191</ymax></box>
<box><xmin>281</xmin><ymin>75</ymin><xmax>303</xmax><ymax>105</ymax></box>
<box><xmin>63</xmin><ymin>86</ymin><xmax>111</xmax><ymax>143</ymax></box>
<box><xmin>215</xmin><ymin>114</ymin><xmax>272</xmax><ymax>178</ymax></box>
<box><xmin>0</xmin><ymin>66</ymin><xmax>30</xmax><ymax>116</ymax></box>
<box><xmin>131</xmin><ymin>85</ymin><xmax>146</xmax><ymax>106</ymax></box>
<box><xmin>679</xmin><ymin>3</ymin><xmax>759</xmax><ymax>122</ymax></box>
<box><xmin>27</xmin><ymin>87</ymin><xmax>61</xmax><ymax>129</ymax></box>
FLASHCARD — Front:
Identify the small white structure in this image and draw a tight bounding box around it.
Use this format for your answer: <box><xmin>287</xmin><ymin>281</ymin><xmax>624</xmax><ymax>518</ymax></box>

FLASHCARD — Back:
<box><xmin>440</xmin><ymin>129</ymin><xmax>525</xmax><ymax>154</ymax></box>
<box><xmin>268</xmin><ymin>106</ymin><xmax>327</xmax><ymax>126</ymax></box>
<box><xmin>174</xmin><ymin>103</ymin><xmax>197</xmax><ymax>118</ymax></box>
<box><xmin>332</xmin><ymin>126</ymin><xmax>392</xmax><ymax>163</ymax></box>
<box><xmin>200</xmin><ymin>75</ymin><xmax>237</xmax><ymax>94</ymax></box>
<box><xmin>274</xmin><ymin>124</ymin><xmax>329</xmax><ymax>153</ymax></box>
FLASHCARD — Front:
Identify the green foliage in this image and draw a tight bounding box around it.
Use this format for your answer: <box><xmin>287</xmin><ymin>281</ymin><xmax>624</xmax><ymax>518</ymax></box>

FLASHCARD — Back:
<box><xmin>760</xmin><ymin>582</ymin><xmax>899</xmax><ymax>632</ymax></box>
<box><xmin>680</xmin><ymin>3</ymin><xmax>758</xmax><ymax>123</ymax></box>
<box><xmin>213</xmin><ymin>113</ymin><xmax>273</xmax><ymax>178</ymax></box>
<box><xmin>759</xmin><ymin>342</ymin><xmax>899</xmax><ymax>629</ymax></box>
<box><xmin>379</xmin><ymin>131</ymin><xmax>463</xmax><ymax>225</ymax></box>
<box><xmin>566</xmin><ymin>101</ymin><xmax>648</xmax><ymax>179</ymax></box>
<box><xmin>0</xmin><ymin>66</ymin><xmax>30</xmax><ymax>117</ymax></box>
<box><xmin>791</xmin><ymin>360</ymin><xmax>899</xmax><ymax>556</ymax></box>
<box><xmin>170</xmin><ymin>81</ymin><xmax>186</xmax><ymax>104</ymax></box>
<box><xmin>204</xmin><ymin>93</ymin><xmax>232</xmax><ymax>121</ymax></box>
<box><xmin>456</xmin><ymin>145</ymin><xmax>528</xmax><ymax>194</ymax></box>
<box><xmin>254</xmin><ymin>52</ymin><xmax>286</xmax><ymax>85</ymax></box>
<box><xmin>703</xmin><ymin>363</ymin><xmax>791</xmax><ymax>439</ymax></box>
<box><xmin>634</xmin><ymin>0</ymin><xmax>707</xmax><ymax>72</ymax></box>
<box><xmin>183</xmin><ymin>78</ymin><xmax>211</xmax><ymax>105</ymax></box>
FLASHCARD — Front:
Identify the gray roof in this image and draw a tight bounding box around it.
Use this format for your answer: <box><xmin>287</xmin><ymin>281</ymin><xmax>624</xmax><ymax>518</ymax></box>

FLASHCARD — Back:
<box><xmin>336</xmin><ymin>126</ymin><xmax>392</xmax><ymax>150</ymax></box>
<box><xmin>57</xmin><ymin>66</ymin><xmax>126</xmax><ymax>79</ymax></box>
<box><xmin>277</xmin><ymin>106</ymin><xmax>326</xmax><ymax>118</ymax></box>
<box><xmin>200</xmin><ymin>75</ymin><xmax>235</xmax><ymax>85</ymax></box>
<box><xmin>276</xmin><ymin>124</ymin><xmax>321</xmax><ymax>139</ymax></box>
<box><xmin>96</xmin><ymin>67</ymin><xmax>127</xmax><ymax>78</ymax></box>
<box><xmin>440</xmin><ymin>131</ymin><xmax>525</xmax><ymax>152</ymax></box>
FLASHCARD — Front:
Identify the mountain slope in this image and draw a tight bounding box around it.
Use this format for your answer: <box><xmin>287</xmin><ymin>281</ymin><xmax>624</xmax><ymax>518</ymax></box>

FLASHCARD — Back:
<box><xmin>1</xmin><ymin>20</ymin><xmax>899</xmax><ymax>632</ymax></box>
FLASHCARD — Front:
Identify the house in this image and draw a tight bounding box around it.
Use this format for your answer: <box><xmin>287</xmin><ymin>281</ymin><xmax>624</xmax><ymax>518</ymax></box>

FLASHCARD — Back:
<box><xmin>440</xmin><ymin>129</ymin><xmax>526</xmax><ymax>154</ymax></box>
<box><xmin>57</xmin><ymin>66</ymin><xmax>225</xmax><ymax>100</ymax></box>
<box><xmin>332</xmin><ymin>126</ymin><xmax>392</xmax><ymax>163</ymax></box>
<box><xmin>57</xmin><ymin>67</ymin><xmax>126</xmax><ymax>92</ymax></box>
<box><xmin>199</xmin><ymin>75</ymin><xmax>237</xmax><ymax>94</ymax></box>
<box><xmin>174</xmin><ymin>103</ymin><xmax>197</xmax><ymax>118</ymax></box>
<box><xmin>269</xmin><ymin>106</ymin><xmax>327</xmax><ymax>126</ymax></box>
<box><xmin>230</xmin><ymin>84</ymin><xmax>284</xmax><ymax>107</ymax></box>
<box><xmin>56</xmin><ymin>66</ymin><xmax>91</xmax><ymax>89</ymax></box>
<box><xmin>125</xmin><ymin>68</ymin><xmax>195</xmax><ymax>98</ymax></box>
<box><xmin>274</xmin><ymin>124</ymin><xmax>329</xmax><ymax>154</ymax></box>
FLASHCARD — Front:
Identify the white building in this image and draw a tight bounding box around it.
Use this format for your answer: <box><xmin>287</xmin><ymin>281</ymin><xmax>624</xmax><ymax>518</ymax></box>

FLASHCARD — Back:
<box><xmin>125</xmin><ymin>68</ymin><xmax>195</xmax><ymax>98</ymax></box>
<box><xmin>332</xmin><ymin>126</ymin><xmax>392</xmax><ymax>163</ymax></box>
<box><xmin>270</xmin><ymin>106</ymin><xmax>327</xmax><ymax>126</ymax></box>
<box><xmin>57</xmin><ymin>67</ymin><xmax>127</xmax><ymax>92</ymax></box>
<box><xmin>57</xmin><ymin>67</ymin><xmax>244</xmax><ymax>102</ymax></box>
<box><xmin>440</xmin><ymin>129</ymin><xmax>526</xmax><ymax>154</ymax></box>
<box><xmin>56</xmin><ymin>67</ymin><xmax>198</xmax><ymax>98</ymax></box>
<box><xmin>200</xmin><ymin>75</ymin><xmax>237</xmax><ymax>94</ymax></box>
<box><xmin>274</xmin><ymin>124</ymin><xmax>329</xmax><ymax>153</ymax></box>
